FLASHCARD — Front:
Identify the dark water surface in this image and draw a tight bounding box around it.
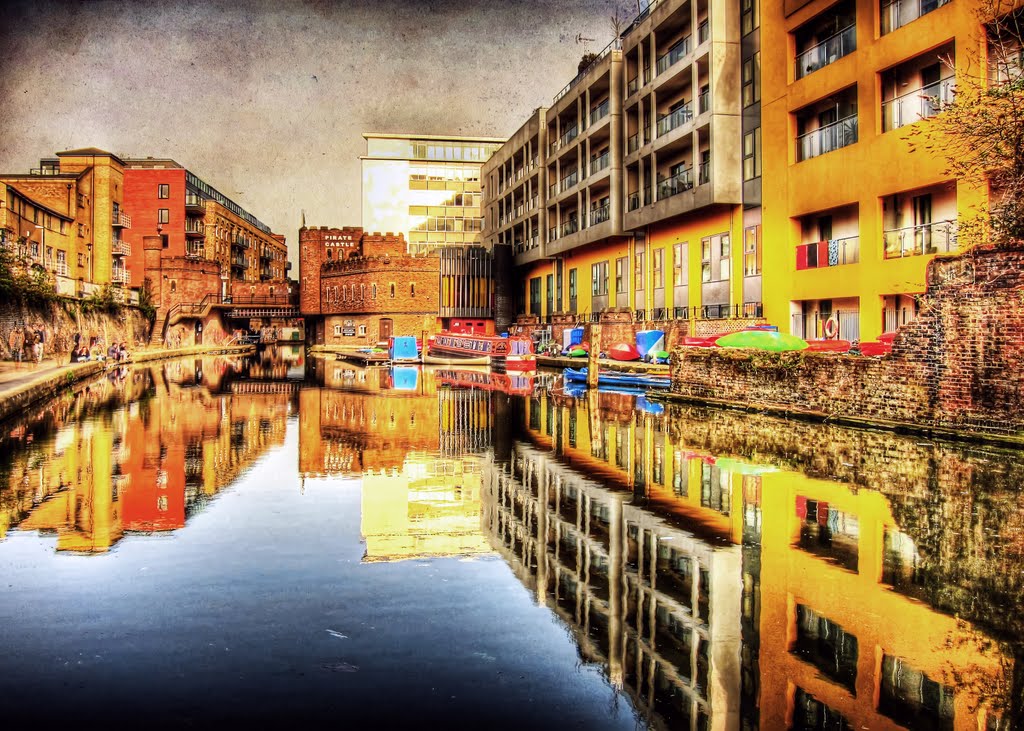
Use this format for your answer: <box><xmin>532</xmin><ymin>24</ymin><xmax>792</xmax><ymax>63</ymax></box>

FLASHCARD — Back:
<box><xmin>1</xmin><ymin>349</ymin><xmax>1022</xmax><ymax>729</ymax></box>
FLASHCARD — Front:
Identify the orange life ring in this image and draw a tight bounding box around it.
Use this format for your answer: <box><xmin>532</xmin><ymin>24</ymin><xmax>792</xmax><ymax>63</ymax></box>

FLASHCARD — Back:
<box><xmin>823</xmin><ymin>316</ymin><xmax>839</xmax><ymax>339</ymax></box>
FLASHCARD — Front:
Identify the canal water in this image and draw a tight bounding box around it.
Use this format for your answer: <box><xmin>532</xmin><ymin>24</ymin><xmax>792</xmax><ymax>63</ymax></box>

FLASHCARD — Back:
<box><xmin>0</xmin><ymin>349</ymin><xmax>1021</xmax><ymax>729</ymax></box>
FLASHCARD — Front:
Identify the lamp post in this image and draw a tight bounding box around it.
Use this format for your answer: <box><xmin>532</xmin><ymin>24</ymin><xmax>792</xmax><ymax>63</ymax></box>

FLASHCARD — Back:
<box><xmin>86</xmin><ymin>243</ymin><xmax>93</xmax><ymax>289</ymax></box>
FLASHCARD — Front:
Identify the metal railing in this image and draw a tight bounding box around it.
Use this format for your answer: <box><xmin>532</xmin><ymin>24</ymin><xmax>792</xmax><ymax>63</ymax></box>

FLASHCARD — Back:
<box><xmin>628</xmin><ymin>132</ymin><xmax>640</xmax><ymax>153</ymax></box>
<box><xmin>657</xmin><ymin>36</ymin><xmax>692</xmax><ymax>76</ymax></box>
<box><xmin>792</xmin><ymin>310</ymin><xmax>860</xmax><ymax>341</ymax></box>
<box><xmin>185</xmin><ymin>218</ymin><xmax>205</xmax><ymax>235</ymax></box>
<box><xmin>185</xmin><ymin>193</ymin><xmax>204</xmax><ymax>208</ymax></box>
<box><xmin>698</xmin><ymin>20</ymin><xmax>709</xmax><ymax>43</ymax></box>
<box><xmin>185</xmin><ymin>243</ymin><xmax>205</xmax><ymax>258</ymax></box>
<box><xmin>232</xmin><ymin>254</ymin><xmax>248</xmax><ymax>268</ymax></box>
<box><xmin>796</xmin><ymin>236</ymin><xmax>860</xmax><ymax>268</ymax></box>
<box><xmin>627</xmin><ymin>186</ymin><xmax>651</xmax><ymax>211</ymax></box>
<box><xmin>560</xmin><ymin>170</ymin><xmax>579</xmax><ymax>192</ymax></box>
<box><xmin>881</xmin><ymin>0</ymin><xmax>950</xmax><ymax>35</ymax></box>
<box><xmin>111</xmin><ymin>268</ymin><xmax>130</xmax><ymax>285</ymax></box>
<box><xmin>698</xmin><ymin>159</ymin><xmax>711</xmax><ymax>185</ymax></box>
<box><xmin>559</xmin><ymin>125</ymin><xmax>579</xmax><ymax>148</ymax></box>
<box><xmin>698</xmin><ymin>88</ymin><xmax>710</xmax><ymax>114</ymax></box>
<box><xmin>795</xmin><ymin>25</ymin><xmax>856</xmax><ymax>79</ymax></box>
<box><xmin>111</xmin><ymin>240</ymin><xmax>131</xmax><ymax>256</ymax></box>
<box><xmin>627</xmin><ymin>76</ymin><xmax>639</xmax><ymax>95</ymax></box>
<box><xmin>797</xmin><ymin>115</ymin><xmax>858</xmax><ymax>161</ymax></box>
<box><xmin>619</xmin><ymin>303</ymin><xmax>765</xmax><ymax>322</ymax></box>
<box><xmin>560</xmin><ymin>218</ymin><xmax>580</xmax><ymax>237</ymax></box>
<box><xmin>589</xmin><ymin>152</ymin><xmax>610</xmax><ymax>176</ymax></box>
<box><xmin>883</xmin><ymin>219</ymin><xmax>958</xmax><ymax>258</ymax></box>
<box><xmin>882</xmin><ymin>77</ymin><xmax>954</xmax><ymax>131</ymax></box>
<box><xmin>111</xmin><ymin>211</ymin><xmax>132</xmax><ymax>228</ymax></box>
<box><xmin>590</xmin><ymin>99</ymin><xmax>610</xmax><ymax>124</ymax></box>
<box><xmin>552</xmin><ymin>37</ymin><xmax>617</xmax><ymax>103</ymax></box>
<box><xmin>657</xmin><ymin>102</ymin><xmax>693</xmax><ymax>136</ymax></box>
<box><xmin>657</xmin><ymin>167</ymin><xmax>694</xmax><ymax>199</ymax></box>
<box><xmin>590</xmin><ymin>203</ymin><xmax>610</xmax><ymax>226</ymax></box>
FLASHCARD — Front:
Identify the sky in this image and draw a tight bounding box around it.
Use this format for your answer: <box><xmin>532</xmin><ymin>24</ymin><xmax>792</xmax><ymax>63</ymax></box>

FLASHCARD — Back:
<box><xmin>0</xmin><ymin>0</ymin><xmax>632</xmax><ymax>265</ymax></box>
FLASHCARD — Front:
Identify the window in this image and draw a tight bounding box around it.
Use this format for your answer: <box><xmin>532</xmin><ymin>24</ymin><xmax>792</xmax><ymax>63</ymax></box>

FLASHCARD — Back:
<box><xmin>389</xmin><ymin>283</ymin><xmax>396</xmax><ymax>298</ymax></box>
<box><xmin>744</xmin><ymin>225</ymin><xmax>762</xmax><ymax>276</ymax></box>
<box><xmin>78</xmin><ymin>223</ymin><xmax>85</xmax><ymax>237</ymax></box>
<box><xmin>334</xmin><ymin>324</ymin><xmax>342</xmax><ymax>336</ymax></box>
<box><xmin>720</xmin><ymin>235</ymin><xmax>731</xmax><ymax>281</ymax></box>
<box><xmin>158</xmin><ymin>184</ymin><xmax>169</xmax><ymax>199</ymax></box>
<box><xmin>742</xmin><ymin>53</ymin><xmax>760</xmax><ymax>107</ymax></box>
<box><xmin>170</xmin><ymin>280</ymin><xmax>177</xmax><ymax>293</ymax></box>
<box><xmin>743</xmin><ymin>128</ymin><xmax>762</xmax><ymax>180</ymax></box>
<box><xmin>592</xmin><ymin>261</ymin><xmax>609</xmax><ymax>296</ymax></box>
<box><xmin>372</xmin><ymin>283</ymin><xmax>377</xmax><ymax>299</ymax></box>
<box><xmin>615</xmin><ymin>256</ymin><xmax>628</xmax><ymax>294</ymax></box>
<box><xmin>701</xmin><ymin>239</ymin><xmax>712</xmax><ymax>282</ymax></box>
<box><xmin>158</xmin><ymin>208</ymin><xmax>169</xmax><ymax>224</ymax></box>
<box><xmin>360</xmin><ymin>284</ymin><xmax>365</xmax><ymax>300</ymax></box>
<box><xmin>569</xmin><ymin>268</ymin><xmax>578</xmax><ymax>303</ymax></box>
<box><xmin>634</xmin><ymin>245</ymin><xmax>646</xmax><ymax>289</ymax></box>
<box><xmin>77</xmin><ymin>253</ymin><xmax>84</xmax><ymax>267</ymax></box>
<box><xmin>652</xmin><ymin>248</ymin><xmax>664</xmax><ymax>289</ymax></box>
<box><xmin>410</xmin><ymin>282</ymin><xmax>416</xmax><ymax>297</ymax></box>
<box><xmin>741</xmin><ymin>0</ymin><xmax>759</xmax><ymax>35</ymax></box>
<box><xmin>673</xmin><ymin>243</ymin><xmax>687</xmax><ymax>286</ymax></box>
<box><xmin>358</xmin><ymin>325</ymin><xmax>367</xmax><ymax>336</ymax></box>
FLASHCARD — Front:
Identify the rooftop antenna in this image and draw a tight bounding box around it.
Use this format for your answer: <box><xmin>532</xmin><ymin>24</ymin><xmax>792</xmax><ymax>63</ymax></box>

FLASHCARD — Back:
<box><xmin>575</xmin><ymin>33</ymin><xmax>595</xmax><ymax>54</ymax></box>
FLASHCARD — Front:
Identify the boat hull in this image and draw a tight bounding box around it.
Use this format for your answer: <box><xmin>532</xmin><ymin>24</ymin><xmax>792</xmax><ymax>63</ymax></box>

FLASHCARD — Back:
<box><xmin>563</xmin><ymin>367</ymin><xmax>670</xmax><ymax>390</ymax></box>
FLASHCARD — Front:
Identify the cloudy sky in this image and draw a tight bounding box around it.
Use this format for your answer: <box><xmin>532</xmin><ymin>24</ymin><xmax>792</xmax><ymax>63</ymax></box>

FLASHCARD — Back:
<box><xmin>0</xmin><ymin>0</ymin><xmax>631</xmax><ymax>263</ymax></box>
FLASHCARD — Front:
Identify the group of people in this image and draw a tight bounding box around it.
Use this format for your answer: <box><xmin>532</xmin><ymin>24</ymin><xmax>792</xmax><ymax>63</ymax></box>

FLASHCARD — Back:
<box><xmin>69</xmin><ymin>337</ymin><xmax>130</xmax><ymax>364</ymax></box>
<box><xmin>6</xmin><ymin>327</ymin><xmax>45</xmax><ymax>364</ymax></box>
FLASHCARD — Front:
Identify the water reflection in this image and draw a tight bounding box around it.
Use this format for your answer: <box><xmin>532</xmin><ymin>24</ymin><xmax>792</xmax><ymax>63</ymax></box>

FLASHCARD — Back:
<box><xmin>0</xmin><ymin>353</ymin><xmax>1021</xmax><ymax>729</ymax></box>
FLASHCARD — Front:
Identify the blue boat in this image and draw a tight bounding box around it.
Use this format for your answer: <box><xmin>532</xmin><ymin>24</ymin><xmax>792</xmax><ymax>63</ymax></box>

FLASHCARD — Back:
<box><xmin>563</xmin><ymin>367</ymin><xmax>670</xmax><ymax>390</ymax></box>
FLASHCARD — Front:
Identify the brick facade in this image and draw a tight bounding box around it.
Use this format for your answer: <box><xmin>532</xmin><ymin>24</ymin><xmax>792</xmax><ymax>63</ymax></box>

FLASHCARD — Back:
<box><xmin>668</xmin><ymin>244</ymin><xmax>1024</xmax><ymax>439</ymax></box>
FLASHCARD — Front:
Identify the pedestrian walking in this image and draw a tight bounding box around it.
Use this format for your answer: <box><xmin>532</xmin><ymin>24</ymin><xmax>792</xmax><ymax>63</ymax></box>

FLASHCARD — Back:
<box><xmin>32</xmin><ymin>328</ymin><xmax>44</xmax><ymax>364</ymax></box>
<box><xmin>8</xmin><ymin>328</ymin><xmax>24</xmax><ymax>364</ymax></box>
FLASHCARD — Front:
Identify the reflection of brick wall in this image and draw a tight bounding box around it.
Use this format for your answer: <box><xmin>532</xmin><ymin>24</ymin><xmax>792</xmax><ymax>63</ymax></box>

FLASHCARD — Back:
<box><xmin>670</xmin><ymin>244</ymin><xmax>1024</xmax><ymax>437</ymax></box>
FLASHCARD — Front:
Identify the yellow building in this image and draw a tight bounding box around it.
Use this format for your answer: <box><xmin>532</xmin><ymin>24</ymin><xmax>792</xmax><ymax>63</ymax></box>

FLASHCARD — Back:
<box><xmin>0</xmin><ymin>148</ymin><xmax>131</xmax><ymax>297</ymax></box>
<box><xmin>759</xmin><ymin>0</ymin><xmax>1000</xmax><ymax>342</ymax></box>
<box><xmin>361</xmin><ymin>133</ymin><xmax>503</xmax><ymax>255</ymax></box>
<box><xmin>483</xmin><ymin>0</ymin><xmax>757</xmax><ymax>326</ymax></box>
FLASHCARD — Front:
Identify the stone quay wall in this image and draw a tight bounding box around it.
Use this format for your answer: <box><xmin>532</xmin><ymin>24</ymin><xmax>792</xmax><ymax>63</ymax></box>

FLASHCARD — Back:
<box><xmin>668</xmin><ymin>243</ymin><xmax>1024</xmax><ymax>440</ymax></box>
<box><xmin>0</xmin><ymin>298</ymin><xmax>151</xmax><ymax>360</ymax></box>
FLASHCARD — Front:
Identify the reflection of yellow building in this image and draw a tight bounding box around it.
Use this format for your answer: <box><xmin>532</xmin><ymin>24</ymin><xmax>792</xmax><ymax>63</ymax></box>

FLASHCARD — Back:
<box><xmin>361</xmin><ymin>454</ymin><xmax>490</xmax><ymax>562</ymax></box>
<box><xmin>520</xmin><ymin>390</ymin><xmax>1014</xmax><ymax>729</ymax></box>
<box><xmin>1</xmin><ymin>356</ymin><xmax>289</xmax><ymax>553</ymax></box>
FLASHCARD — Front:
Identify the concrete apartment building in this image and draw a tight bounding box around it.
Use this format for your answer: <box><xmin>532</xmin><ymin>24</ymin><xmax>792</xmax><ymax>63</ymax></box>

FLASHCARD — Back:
<box><xmin>123</xmin><ymin>159</ymin><xmax>288</xmax><ymax>293</ymax></box>
<box><xmin>361</xmin><ymin>133</ymin><xmax>503</xmax><ymax>255</ymax></box>
<box><xmin>484</xmin><ymin>0</ymin><xmax>755</xmax><ymax>329</ymax></box>
<box><xmin>0</xmin><ymin>148</ymin><xmax>132</xmax><ymax>299</ymax></box>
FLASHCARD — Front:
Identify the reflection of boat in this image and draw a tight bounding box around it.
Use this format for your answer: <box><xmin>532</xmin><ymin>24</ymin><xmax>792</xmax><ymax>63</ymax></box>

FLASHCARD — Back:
<box><xmin>563</xmin><ymin>367</ymin><xmax>670</xmax><ymax>390</ymax></box>
<box><xmin>428</xmin><ymin>332</ymin><xmax>535</xmax><ymax>369</ymax></box>
<box><xmin>422</xmin><ymin>352</ymin><xmax>490</xmax><ymax>366</ymax></box>
<box><xmin>434</xmin><ymin>368</ymin><xmax>534</xmax><ymax>396</ymax></box>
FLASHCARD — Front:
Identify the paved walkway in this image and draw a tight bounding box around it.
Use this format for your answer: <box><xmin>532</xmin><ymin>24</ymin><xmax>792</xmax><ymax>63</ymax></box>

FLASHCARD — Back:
<box><xmin>0</xmin><ymin>358</ymin><xmax>74</xmax><ymax>398</ymax></box>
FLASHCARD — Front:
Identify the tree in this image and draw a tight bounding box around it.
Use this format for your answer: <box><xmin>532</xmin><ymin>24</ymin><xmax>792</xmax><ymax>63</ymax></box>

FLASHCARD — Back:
<box><xmin>908</xmin><ymin>1</ymin><xmax>1024</xmax><ymax>245</ymax></box>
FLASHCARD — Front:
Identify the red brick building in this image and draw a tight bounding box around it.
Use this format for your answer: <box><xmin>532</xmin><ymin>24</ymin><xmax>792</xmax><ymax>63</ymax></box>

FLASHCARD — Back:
<box><xmin>301</xmin><ymin>226</ymin><xmax>441</xmax><ymax>346</ymax></box>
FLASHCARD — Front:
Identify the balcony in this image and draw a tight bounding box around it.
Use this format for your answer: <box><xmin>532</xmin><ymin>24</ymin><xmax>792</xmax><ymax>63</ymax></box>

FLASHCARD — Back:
<box><xmin>656</xmin><ymin>37</ymin><xmax>692</xmax><ymax>76</ymax></box>
<box><xmin>560</xmin><ymin>218</ymin><xmax>580</xmax><ymax>237</ymax></box>
<box><xmin>883</xmin><ymin>220</ymin><xmax>958</xmax><ymax>258</ymax></box>
<box><xmin>185</xmin><ymin>218</ymin><xmax>205</xmax><ymax>237</ymax></box>
<box><xmin>111</xmin><ymin>240</ymin><xmax>131</xmax><ymax>257</ymax></box>
<box><xmin>589</xmin><ymin>152</ymin><xmax>610</xmax><ymax>177</ymax></box>
<box><xmin>548</xmin><ymin>182</ymin><xmax>559</xmax><ymax>197</ymax></box>
<box><xmin>795</xmin><ymin>25</ymin><xmax>856</xmax><ymax>79</ymax></box>
<box><xmin>185</xmin><ymin>243</ymin><xmax>205</xmax><ymax>258</ymax></box>
<box><xmin>559</xmin><ymin>125</ymin><xmax>579</xmax><ymax>148</ymax></box>
<box><xmin>628</xmin><ymin>132</ymin><xmax>640</xmax><ymax>154</ymax></box>
<box><xmin>627</xmin><ymin>75</ymin><xmax>639</xmax><ymax>96</ymax></box>
<box><xmin>698</xmin><ymin>159</ymin><xmax>710</xmax><ymax>185</ymax></box>
<box><xmin>560</xmin><ymin>171</ymin><xmax>579</xmax><ymax>192</ymax></box>
<box><xmin>232</xmin><ymin>253</ymin><xmax>249</xmax><ymax>268</ymax></box>
<box><xmin>657</xmin><ymin>103</ymin><xmax>693</xmax><ymax>137</ymax></box>
<box><xmin>590</xmin><ymin>203</ymin><xmax>610</xmax><ymax>226</ymax></box>
<box><xmin>111</xmin><ymin>210</ymin><xmax>131</xmax><ymax>228</ymax></box>
<box><xmin>111</xmin><ymin>268</ymin><xmax>130</xmax><ymax>285</ymax></box>
<box><xmin>698</xmin><ymin>20</ymin><xmax>709</xmax><ymax>44</ymax></box>
<box><xmin>628</xmin><ymin>186</ymin><xmax>651</xmax><ymax>211</ymax></box>
<box><xmin>185</xmin><ymin>193</ymin><xmax>205</xmax><ymax>212</ymax></box>
<box><xmin>881</xmin><ymin>0</ymin><xmax>950</xmax><ymax>35</ymax></box>
<box><xmin>797</xmin><ymin>115</ymin><xmax>858</xmax><ymax>161</ymax></box>
<box><xmin>657</xmin><ymin>167</ymin><xmax>694</xmax><ymax>199</ymax></box>
<box><xmin>590</xmin><ymin>100</ymin><xmax>610</xmax><ymax>125</ymax></box>
<box><xmin>233</xmin><ymin>235</ymin><xmax>250</xmax><ymax>249</ymax></box>
<box><xmin>795</xmin><ymin>236</ymin><xmax>860</xmax><ymax>269</ymax></box>
<box><xmin>548</xmin><ymin>226</ymin><xmax>558</xmax><ymax>242</ymax></box>
<box><xmin>882</xmin><ymin>77</ymin><xmax>954</xmax><ymax>131</ymax></box>
<box><xmin>698</xmin><ymin>88</ymin><xmax>710</xmax><ymax>114</ymax></box>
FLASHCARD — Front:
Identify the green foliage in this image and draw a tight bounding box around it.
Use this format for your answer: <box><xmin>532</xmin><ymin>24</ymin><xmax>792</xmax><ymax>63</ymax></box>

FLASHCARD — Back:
<box><xmin>82</xmin><ymin>283</ymin><xmax>124</xmax><ymax>315</ymax></box>
<box><xmin>0</xmin><ymin>237</ymin><xmax>58</xmax><ymax>305</ymax></box>
<box><xmin>138</xmin><ymin>277</ymin><xmax>156</xmax><ymax>322</ymax></box>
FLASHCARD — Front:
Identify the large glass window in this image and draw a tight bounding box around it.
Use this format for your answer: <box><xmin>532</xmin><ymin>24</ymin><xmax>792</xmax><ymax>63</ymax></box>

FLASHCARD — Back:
<box><xmin>741</xmin><ymin>0</ymin><xmax>759</xmax><ymax>35</ymax></box>
<box><xmin>743</xmin><ymin>128</ymin><xmax>762</xmax><ymax>180</ymax></box>
<box><xmin>742</xmin><ymin>53</ymin><xmax>761</xmax><ymax>107</ymax></box>
<box><xmin>592</xmin><ymin>261</ymin><xmax>609</xmax><ymax>296</ymax></box>
<box><xmin>744</xmin><ymin>225</ymin><xmax>761</xmax><ymax>276</ymax></box>
<box><xmin>652</xmin><ymin>248</ymin><xmax>664</xmax><ymax>290</ymax></box>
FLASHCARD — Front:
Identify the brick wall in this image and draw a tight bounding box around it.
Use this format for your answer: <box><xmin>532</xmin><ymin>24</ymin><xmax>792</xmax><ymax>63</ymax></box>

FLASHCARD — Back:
<box><xmin>1</xmin><ymin>299</ymin><xmax>150</xmax><ymax>358</ymax></box>
<box><xmin>669</xmin><ymin>243</ymin><xmax>1024</xmax><ymax>437</ymax></box>
<box><xmin>299</xmin><ymin>226</ymin><xmax>363</xmax><ymax>316</ymax></box>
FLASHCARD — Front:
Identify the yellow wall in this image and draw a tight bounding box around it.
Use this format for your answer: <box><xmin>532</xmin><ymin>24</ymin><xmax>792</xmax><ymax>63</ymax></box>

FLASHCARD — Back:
<box><xmin>760</xmin><ymin>0</ymin><xmax>989</xmax><ymax>341</ymax></box>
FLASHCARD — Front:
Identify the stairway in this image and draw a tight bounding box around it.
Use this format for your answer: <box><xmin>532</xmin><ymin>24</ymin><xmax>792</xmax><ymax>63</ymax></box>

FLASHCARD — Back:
<box><xmin>150</xmin><ymin>314</ymin><xmax>166</xmax><ymax>346</ymax></box>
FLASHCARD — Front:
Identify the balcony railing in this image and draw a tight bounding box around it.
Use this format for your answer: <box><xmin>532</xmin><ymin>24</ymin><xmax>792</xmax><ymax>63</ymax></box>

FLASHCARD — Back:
<box><xmin>111</xmin><ymin>211</ymin><xmax>131</xmax><ymax>228</ymax></box>
<box><xmin>627</xmin><ymin>186</ymin><xmax>651</xmax><ymax>211</ymax></box>
<box><xmin>795</xmin><ymin>25</ymin><xmax>856</xmax><ymax>79</ymax></box>
<box><xmin>628</xmin><ymin>133</ymin><xmax>640</xmax><ymax>153</ymax></box>
<box><xmin>590</xmin><ymin>203</ymin><xmax>610</xmax><ymax>226</ymax></box>
<box><xmin>560</xmin><ymin>171</ymin><xmax>579</xmax><ymax>192</ymax></box>
<box><xmin>883</xmin><ymin>219</ymin><xmax>958</xmax><ymax>258</ymax></box>
<box><xmin>560</xmin><ymin>218</ymin><xmax>580</xmax><ymax>237</ymax></box>
<box><xmin>560</xmin><ymin>125</ymin><xmax>579</xmax><ymax>148</ymax></box>
<box><xmin>657</xmin><ymin>167</ymin><xmax>694</xmax><ymax>199</ymax></box>
<box><xmin>232</xmin><ymin>254</ymin><xmax>248</xmax><ymax>268</ymax></box>
<box><xmin>699</xmin><ymin>159</ymin><xmax>711</xmax><ymax>185</ymax></box>
<box><xmin>882</xmin><ymin>77</ymin><xmax>954</xmax><ymax>131</ymax></box>
<box><xmin>797</xmin><ymin>115</ymin><xmax>858</xmax><ymax>161</ymax></box>
<box><xmin>657</xmin><ymin>103</ymin><xmax>693</xmax><ymax>137</ymax></box>
<box><xmin>110</xmin><ymin>240</ymin><xmax>130</xmax><ymax>257</ymax></box>
<box><xmin>589</xmin><ymin>152</ymin><xmax>610</xmax><ymax>176</ymax></box>
<box><xmin>185</xmin><ymin>243</ymin><xmax>205</xmax><ymax>258</ymax></box>
<box><xmin>698</xmin><ymin>88</ymin><xmax>710</xmax><ymax>114</ymax></box>
<box><xmin>590</xmin><ymin>100</ymin><xmax>610</xmax><ymax>124</ymax></box>
<box><xmin>795</xmin><ymin>236</ymin><xmax>860</xmax><ymax>269</ymax></box>
<box><xmin>185</xmin><ymin>218</ymin><xmax>205</xmax><ymax>235</ymax></box>
<box><xmin>881</xmin><ymin>0</ymin><xmax>950</xmax><ymax>35</ymax></box>
<box><xmin>627</xmin><ymin>76</ymin><xmax>639</xmax><ymax>95</ymax></box>
<box><xmin>111</xmin><ymin>268</ymin><xmax>130</xmax><ymax>285</ymax></box>
<box><xmin>656</xmin><ymin>36</ymin><xmax>692</xmax><ymax>75</ymax></box>
<box><xmin>548</xmin><ymin>226</ymin><xmax>558</xmax><ymax>241</ymax></box>
<box><xmin>549</xmin><ymin>182</ymin><xmax>559</xmax><ymax>197</ymax></box>
<box><xmin>698</xmin><ymin>20</ymin><xmax>710</xmax><ymax>43</ymax></box>
<box><xmin>185</xmin><ymin>193</ymin><xmax>205</xmax><ymax>210</ymax></box>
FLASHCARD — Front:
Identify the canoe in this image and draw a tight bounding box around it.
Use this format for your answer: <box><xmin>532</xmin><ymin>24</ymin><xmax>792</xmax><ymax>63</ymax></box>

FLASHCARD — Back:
<box><xmin>607</xmin><ymin>343</ymin><xmax>642</xmax><ymax>361</ymax></box>
<box><xmin>716</xmin><ymin>330</ymin><xmax>808</xmax><ymax>352</ymax></box>
<box><xmin>563</xmin><ymin>367</ymin><xmax>670</xmax><ymax>390</ymax></box>
<box><xmin>805</xmin><ymin>339</ymin><xmax>851</xmax><ymax>353</ymax></box>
